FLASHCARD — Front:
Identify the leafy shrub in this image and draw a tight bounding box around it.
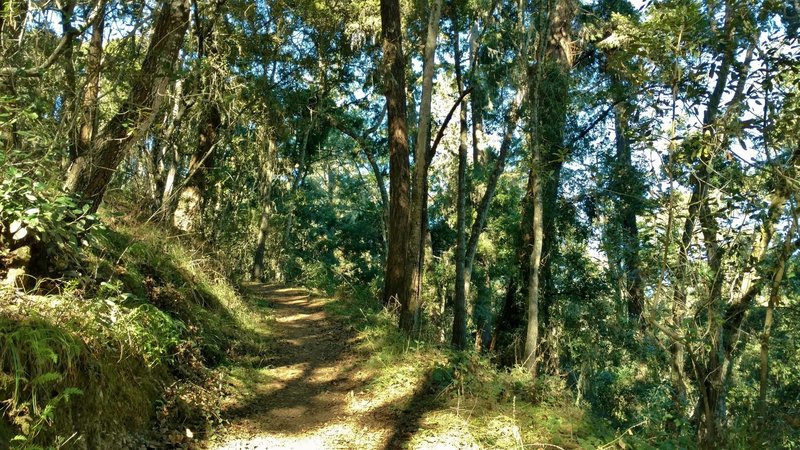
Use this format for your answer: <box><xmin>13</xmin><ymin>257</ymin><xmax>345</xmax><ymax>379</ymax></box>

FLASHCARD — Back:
<box><xmin>0</xmin><ymin>152</ymin><xmax>101</xmax><ymax>275</ymax></box>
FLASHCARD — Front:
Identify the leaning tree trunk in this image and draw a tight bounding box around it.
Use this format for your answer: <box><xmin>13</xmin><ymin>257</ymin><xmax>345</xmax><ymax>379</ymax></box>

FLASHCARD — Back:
<box><xmin>64</xmin><ymin>0</ymin><xmax>190</xmax><ymax>211</ymax></box>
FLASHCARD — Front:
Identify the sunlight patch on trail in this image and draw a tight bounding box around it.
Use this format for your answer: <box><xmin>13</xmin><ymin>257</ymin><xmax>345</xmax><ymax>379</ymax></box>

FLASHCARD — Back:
<box><xmin>210</xmin><ymin>423</ymin><xmax>389</xmax><ymax>449</ymax></box>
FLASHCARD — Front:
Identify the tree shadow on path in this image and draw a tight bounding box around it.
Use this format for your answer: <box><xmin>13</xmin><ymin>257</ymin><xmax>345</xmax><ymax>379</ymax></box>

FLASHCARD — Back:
<box><xmin>220</xmin><ymin>283</ymin><xmax>365</xmax><ymax>436</ymax></box>
<box><xmin>381</xmin><ymin>371</ymin><xmax>443</xmax><ymax>450</ymax></box>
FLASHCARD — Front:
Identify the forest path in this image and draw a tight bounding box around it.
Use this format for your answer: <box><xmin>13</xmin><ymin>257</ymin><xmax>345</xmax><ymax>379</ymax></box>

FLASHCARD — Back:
<box><xmin>208</xmin><ymin>284</ymin><xmax>398</xmax><ymax>450</ymax></box>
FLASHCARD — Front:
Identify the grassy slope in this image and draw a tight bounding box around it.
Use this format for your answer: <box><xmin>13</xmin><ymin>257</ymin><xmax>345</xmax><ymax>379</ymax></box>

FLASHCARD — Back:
<box><xmin>0</xmin><ymin>217</ymin><xmax>268</xmax><ymax>449</ymax></box>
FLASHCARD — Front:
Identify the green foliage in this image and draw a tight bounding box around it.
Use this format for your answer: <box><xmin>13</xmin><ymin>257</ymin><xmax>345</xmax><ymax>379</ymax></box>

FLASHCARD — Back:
<box><xmin>0</xmin><ymin>153</ymin><xmax>100</xmax><ymax>269</ymax></box>
<box><xmin>0</xmin><ymin>319</ymin><xmax>84</xmax><ymax>448</ymax></box>
<box><xmin>0</xmin><ymin>216</ymin><xmax>269</xmax><ymax>447</ymax></box>
<box><xmin>0</xmin><ymin>0</ymin><xmax>796</xmax><ymax>447</ymax></box>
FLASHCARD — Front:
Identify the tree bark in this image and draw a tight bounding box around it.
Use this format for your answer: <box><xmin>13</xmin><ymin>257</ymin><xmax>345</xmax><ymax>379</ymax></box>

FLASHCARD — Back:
<box><xmin>524</xmin><ymin>152</ymin><xmax>544</xmax><ymax>376</ymax></box>
<box><xmin>406</xmin><ymin>0</ymin><xmax>443</xmax><ymax>333</ymax></box>
<box><xmin>523</xmin><ymin>0</ymin><xmax>574</xmax><ymax>376</ymax></box>
<box><xmin>58</xmin><ymin>0</ymin><xmax>78</xmax><ymax>159</ymax></box>
<box><xmin>173</xmin><ymin>0</ymin><xmax>225</xmax><ymax>232</ymax></box>
<box><xmin>252</xmin><ymin>133</ymin><xmax>276</xmax><ymax>280</ymax></box>
<box><xmin>609</xmin><ymin>82</ymin><xmax>644</xmax><ymax>320</ymax></box>
<box><xmin>524</xmin><ymin>35</ymin><xmax>546</xmax><ymax>378</ymax></box>
<box><xmin>64</xmin><ymin>0</ymin><xmax>190</xmax><ymax>211</ymax></box>
<box><xmin>73</xmin><ymin>0</ymin><xmax>106</xmax><ymax>163</ymax></box>
<box><xmin>452</xmin><ymin>20</ymin><xmax>469</xmax><ymax>350</ymax></box>
<box><xmin>380</xmin><ymin>0</ymin><xmax>412</xmax><ymax>331</ymax></box>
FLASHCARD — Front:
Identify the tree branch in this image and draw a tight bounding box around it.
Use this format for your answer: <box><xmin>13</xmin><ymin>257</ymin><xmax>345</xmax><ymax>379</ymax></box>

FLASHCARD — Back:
<box><xmin>0</xmin><ymin>2</ymin><xmax>103</xmax><ymax>78</ymax></box>
<box><xmin>428</xmin><ymin>86</ymin><xmax>473</xmax><ymax>165</ymax></box>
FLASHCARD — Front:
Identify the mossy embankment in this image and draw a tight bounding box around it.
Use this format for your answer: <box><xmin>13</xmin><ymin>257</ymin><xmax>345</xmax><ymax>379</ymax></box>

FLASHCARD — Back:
<box><xmin>0</xmin><ymin>216</ymin><xmax>269</xmax><ymax>449</ymax></box>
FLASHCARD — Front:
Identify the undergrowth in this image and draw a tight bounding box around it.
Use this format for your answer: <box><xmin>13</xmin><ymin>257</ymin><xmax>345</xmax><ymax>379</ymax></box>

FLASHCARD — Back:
<box><xmin>0</xmin><ymin>215</ymin><xmax>268</xmax><ymax>449</ymax></box>
<box><xmin>328</xmin><ymin>284</ymin><xmax>673</xmax><ymax>450</ymax></box>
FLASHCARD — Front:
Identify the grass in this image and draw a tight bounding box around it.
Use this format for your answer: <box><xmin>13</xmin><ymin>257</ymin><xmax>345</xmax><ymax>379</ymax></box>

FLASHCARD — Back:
<box><xmin>324</xmin><ymin>285</ymin><xmax>658</xmax><ymax>450</ymax></box>
<box><xmin>0</xmin><ymin>216</ymin><xmax>270</xmax><ymax>448</ymax></box>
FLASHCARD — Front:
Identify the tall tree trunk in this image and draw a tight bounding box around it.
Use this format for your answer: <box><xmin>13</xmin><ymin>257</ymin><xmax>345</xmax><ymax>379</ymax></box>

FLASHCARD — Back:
<box><xmin>608</xmin><ymin>78</ymin><xmax>644</xmax><ymax>320</ymax></box>
<box><xmin>58</xmin><ymin>0</ymin><xmax>77</xmax><ymax>162</ymax></box>
<box><xmin>468</xmin><ymin>19</ymin><xmax>485</xmax><ymax>165</ymax></box>
<box><xmin>524</xmin><ymin>148</ymin><xmax>544</xmax><ymax>376</ymax></box>
<box><xmin>380</xmin><ymin>0</ymin><xmax>412</xmax><ymax>330</ymax></box>
<box><xmin>524</xmin><ymin>39</ymin><xmax>546</xmax><ymax>378</ymax></box>
<box><xmin>406</xmin><ymin>0</ymin><xmax>443</xmax><ymax>333</ymax></box>
<box><xmin>452</xmin><ymin>19</ymin><xmax>469</xmax><ymax>350</ymax></box>
<box><xmin>536</xmin><ymin>67</ymin><xmax>571</xmax><ymax>374</ymax></box>
<box><xmin>64</xmin><ymin>0</ymin><xmax>190</xmax><ymax>211</ymax></box>
<box><xmin>523</xmin><ymin>0</ymin><xmax>574</xmax><ymax>376</ymax></box>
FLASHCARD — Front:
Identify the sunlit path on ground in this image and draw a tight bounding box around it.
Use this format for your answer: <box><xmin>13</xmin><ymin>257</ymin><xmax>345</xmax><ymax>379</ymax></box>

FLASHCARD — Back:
<box><xmin>208</xmin><ymin>284</ymin><xmax>396</xmax><ymax>449</ymax></box>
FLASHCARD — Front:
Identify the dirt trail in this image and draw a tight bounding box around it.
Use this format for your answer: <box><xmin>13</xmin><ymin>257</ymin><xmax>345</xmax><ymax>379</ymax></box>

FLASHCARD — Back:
<box><xmin>209</xmin><ymin>284</ymin><xmax>397</xmax><ymax>450</ymax></box>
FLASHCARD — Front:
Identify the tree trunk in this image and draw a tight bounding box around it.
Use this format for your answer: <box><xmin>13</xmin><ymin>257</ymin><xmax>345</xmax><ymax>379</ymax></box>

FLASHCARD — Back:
<box><xmin>524</xmin><ymin>160</ymin><xmax>544</xmax><ymax>376</ymax></box>
<box><xmin>523</xmin><ymin>0</ymin><xmax>574</xmax><ymax>376</ymax></box>
<box><xmin>157</xmin><ymin>79</ymin><xmax>189</xmax><ymax>218</ymax></box>
<box><xmin>524</xmin><ymin>53</ymin><xmax>545</xmax><ymax>377</ymax></box>
<box><xmin>73</xmin><ymin>0</ymin><xmax>106</xmax><ymax>163</ymax></box>
<box><xmin>172</xmin><ymin>104</ymin><xmax>222</xmax><ymax>231</ymax></box>
<box><xmin>406</xmin><ymin>0</ymin><xmax>443</xmax><ymax>333</ymax></box>
<box><xmin>252</xmin><ymin>133</ymin><xmax>276</xmax><ymax>280</ymax></box>
<box><xmin>58</xmin><ymin>0</ymin><xmax>77</xmax><ymax>164</ymax></box>
<box><xmin>607</xmin><ymin>75</ymin><xmax>644</xmax><ymax>320</ymax></box>
<box><xmin>452</xmin><ymin>19</ymin><xmax>469</xmax><ymax>350</ymax></box>
<box><xmin>468</xmin><ymin>19</ymin><xmax>485</xmax><ymax>166</ymax></box>
<box><xmin>173</xmin><ymin>1</ymin><xmax>224</xmax><ymax>231</ymax></box>
<box><xmin>380</xmin><ymin>0</ymin><xmax>412</xmax><ymax>330</ymax></box>
<box><xmin>64</xmin><ymin>0</ymin><xmax>190</xmax><ymax>211</ymax></box>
